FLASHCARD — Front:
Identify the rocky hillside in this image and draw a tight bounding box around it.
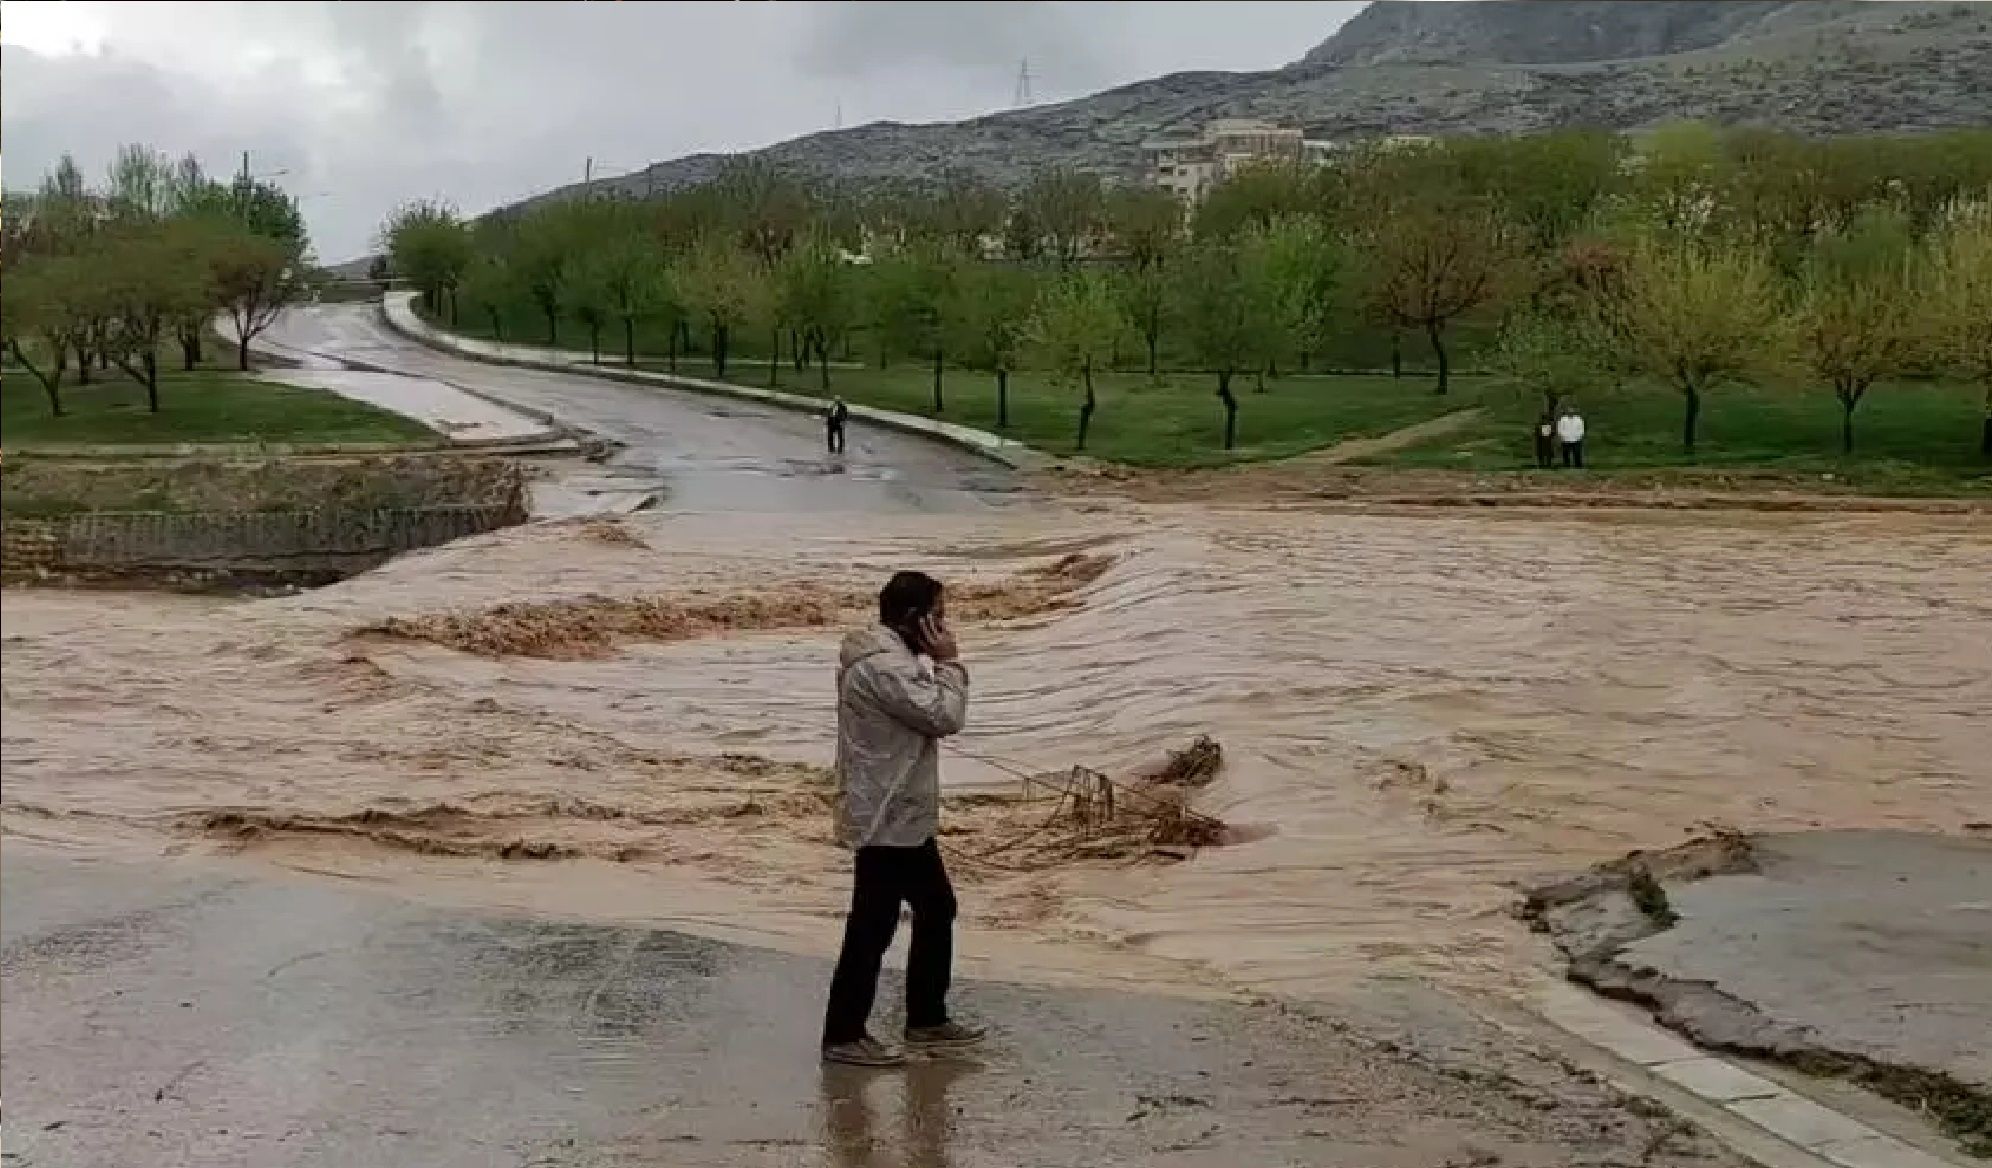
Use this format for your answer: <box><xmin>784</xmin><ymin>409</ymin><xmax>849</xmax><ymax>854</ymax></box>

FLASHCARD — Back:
<box><xmin>513</xmin><ymin>0</ymin><xmax>1992</xmax><ymax>211</ymax></box>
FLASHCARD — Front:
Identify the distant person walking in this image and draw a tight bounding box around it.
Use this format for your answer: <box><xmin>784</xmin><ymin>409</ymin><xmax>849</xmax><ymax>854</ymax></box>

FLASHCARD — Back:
<box><xmin>826</xmin><ymin>397</ymin><xmax>850</xmax><ymax>454</ymax></box>
<box><xmin>1534</xmin><ymin>410</ymin><xmax>1557</xmax><ymax>469</ymax></box>
<box><xmin>1556</xmin><ymin>406</ymin><xmax>1587</xmax><ymax>469</ymax></box>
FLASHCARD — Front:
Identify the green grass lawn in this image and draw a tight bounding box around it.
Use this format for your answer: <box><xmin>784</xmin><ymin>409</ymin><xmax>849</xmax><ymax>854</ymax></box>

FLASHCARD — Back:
<box><xmin>745</xmin><ymin>364</ymin><xmax>1488</xmax><ymax>468</ymax></box>
<box><xmin>1369</xmin><ymin>376</ymin><xmax>1992</xmax><ymax>493</ymax></box>
<box><xmin>3</xmin><ymin>364</ymin><xmax>433</xmax><ymax>448</ymax></box>
<box><xmin>426</xmin><ymin>304</ymin><xmax>1483</xmax><ymax>467</ymax></box>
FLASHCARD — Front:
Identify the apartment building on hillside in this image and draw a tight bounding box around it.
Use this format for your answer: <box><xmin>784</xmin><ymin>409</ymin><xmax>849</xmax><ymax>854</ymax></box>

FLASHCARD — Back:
<box><xmin>1143</xmin><ymin>119</ymin><xmax>1337</xmax><ymax>206</ymax></box>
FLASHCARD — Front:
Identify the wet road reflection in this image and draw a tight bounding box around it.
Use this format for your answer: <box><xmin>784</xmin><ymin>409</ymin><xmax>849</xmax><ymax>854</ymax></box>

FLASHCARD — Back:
<box><xmin>822</xmin><ymin>1060</ymin><xmax>976</xmax><ymax>1168</ymax></box>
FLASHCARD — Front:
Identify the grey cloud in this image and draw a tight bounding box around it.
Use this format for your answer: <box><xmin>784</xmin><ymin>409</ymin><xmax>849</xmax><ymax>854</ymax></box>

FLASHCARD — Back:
<box><xmin>797</xmin><ymin>1</ymin><xmax>1102</xmax><ymax>90</ymax></box>
<box><xmin>2</xmin><ymin>2</ymin><xmax>1355</xmax><ymax>261</ymax></box>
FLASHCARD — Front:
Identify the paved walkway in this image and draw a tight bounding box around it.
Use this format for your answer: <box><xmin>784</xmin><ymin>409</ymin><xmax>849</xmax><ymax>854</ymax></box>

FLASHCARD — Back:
<box><xmin>259</xmin><ymin>366</ymin><xmax>556</xmax><ymax>446</ymax></box>
<box><xmin>230</xmin><ymin>313</ymin><xmax>559</xmax><ymax>447</ymax></box>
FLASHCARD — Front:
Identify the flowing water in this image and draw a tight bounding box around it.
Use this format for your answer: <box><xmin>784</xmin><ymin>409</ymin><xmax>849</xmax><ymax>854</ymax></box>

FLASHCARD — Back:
<box><xmin>5</xmin><ymin>501</ymin><xmax>1988</xmax><ymax>1001</ymax></box>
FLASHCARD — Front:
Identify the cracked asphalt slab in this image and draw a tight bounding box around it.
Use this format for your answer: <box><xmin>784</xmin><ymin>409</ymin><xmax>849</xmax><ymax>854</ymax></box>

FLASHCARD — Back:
<box><xmin>2</xmin><ymin>845</ymin><xmax>1745</xmax><ymax>1168</ymax></box>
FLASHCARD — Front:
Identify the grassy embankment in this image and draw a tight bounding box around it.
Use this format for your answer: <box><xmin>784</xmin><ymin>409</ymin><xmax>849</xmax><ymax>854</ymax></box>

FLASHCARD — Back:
<box><xmin>427</xmin><ymin>305</ymin><xmax>1989</xmax><ymax>490</ymax></box>
<box><xmin>2</xmin><ymin>361</ymin><xmax>431</xmax><ymax>449</ymax></box>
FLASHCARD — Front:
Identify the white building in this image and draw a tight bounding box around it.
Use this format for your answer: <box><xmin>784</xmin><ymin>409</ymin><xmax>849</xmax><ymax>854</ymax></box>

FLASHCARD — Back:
<box><xmin>1144</xmin><ymin>119</ymin><xmax>1315</xmax><ymax>207</ymax></box>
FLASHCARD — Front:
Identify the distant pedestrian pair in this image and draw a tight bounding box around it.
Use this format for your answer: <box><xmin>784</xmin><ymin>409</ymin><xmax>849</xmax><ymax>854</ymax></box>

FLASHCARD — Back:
<box><xmin>1535</xmin><ymin>406</ymin><xmax>1587</xmax><ymax>469</ymax></box>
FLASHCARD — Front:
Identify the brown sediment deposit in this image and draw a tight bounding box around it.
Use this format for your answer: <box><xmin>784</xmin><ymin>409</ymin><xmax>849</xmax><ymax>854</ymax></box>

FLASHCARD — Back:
<box><xmin>4</xmin><ymin>502</ymin><xmax>1988</xmax><ymax>1001</ymax></box>
<box><xmin>352</xmin><ymin>551</ymin><xmax>1114</xmax><ymax>660</ymax></box>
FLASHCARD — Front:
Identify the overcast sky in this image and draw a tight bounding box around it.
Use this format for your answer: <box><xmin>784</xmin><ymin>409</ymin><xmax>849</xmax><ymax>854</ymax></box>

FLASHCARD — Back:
<box><xmin>2</xmin><ymin>1</ymin><xmax>1366</xmax><ymax>261</ymax></box>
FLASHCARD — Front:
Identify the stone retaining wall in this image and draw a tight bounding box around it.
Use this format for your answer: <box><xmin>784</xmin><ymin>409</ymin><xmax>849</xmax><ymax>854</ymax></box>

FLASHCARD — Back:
<box><xmin>3</xmin><ymin>502</ymin><xmax>522</xmax><ymax>582</ymax></box>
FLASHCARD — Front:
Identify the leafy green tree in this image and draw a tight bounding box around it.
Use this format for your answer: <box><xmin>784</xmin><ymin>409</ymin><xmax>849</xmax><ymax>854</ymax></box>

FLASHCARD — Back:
<box><xmin>1116</xmin><ymin>264</ymin><xmax>1172</xmax><ymax>381</ymax></box>
<box><xmin>563</xmin><ymin>247</ymin><xmax>616</xmax><ymax>364</ymax></box>
<box><xmin>211</xmin><ymin>226</ymin><xmax>301</xmax><ymax>371</ymax></box>
<box><xmin>1359</xmin><ymin>197</ymin><xmax>1518</xmax><ymax>394</ymax></box>
<box><xmin>1924</xmin><ymin>209</ymin><xmax>1992</xmax><ymax>456</ymax></box>
<box><xmin>1103</xmin><ymin>186</ymin><xmax>1182</xmax><ymax>269</ymax></box>
<box><xmin>1492</xmin><ymin>309</ymin><xmax>1597</xmax><ymax>420</ymax></box>
<box><xmin>870</xmin><ymin>245</ymin><xmax>957</xmax><ymax>412</ymax></box>
<box><xmin>1239</xmin><ymin>217</ymin><xmax>1342</xmax><ymax>388</ymax></box>
<box><xmin>2</xmin><ymin>258</ymin><xmax>84</xmax><ymax>416</ymax></box>
<box><xmin>1793</xmin><ymin>211</ymin><xmax>1922</xmax><ymax>454</ymax></box>
<box><xmin>778</xmin><ymin>234</ymin><xmax>852</xmax><ymax>391</ymax></box>
<box><xmin>459</xmin><ymin>252</ymin><xmax>519</xmax><ymax>343</ymax></box>
<box><xmin>510</xmin><ymin>208</ymin><xmax>576</xmax><ymax>345</ymax></box>
<box><xmin>1175</xmin><ymin>241</ymin><xmax>1270</xmax><ymax>450</ymax></box>
<box><xmin>1020</xmin><ymin>169</ymin><xmax>1103</xmax><ymax>267</ymax></box>
<box><xmin>1028</xmin><ymin>271</ymin><xmax>1124</xmax><ymax>451</ymax></box>
<box><xmin>1194</xmin><ymin>161</ymin><xmax>1320</xmax><ymax>241</ymax></box>
<box><xmin>96</xmin><ymin>227</ymin><xmax>215</xmax><ymax>412</ymax></box>
<box><xmin>950</xmin><ymin>262</ymin><xmax>1038</xmax><ymax>430</ymax></box>
<box><xmin>1596</xmin><ymin>238</ymin><xmax>1789</xmax><ymax>455</ymax></box>
<box><xmin>677</xmin><ymin>235</ymin><xmax>760</xmax><ymax>380</ymax></box>
<box><xmin>381</xmin><ymin>200</ymin><xmax>473</xmax><ymax>320</ymax></box>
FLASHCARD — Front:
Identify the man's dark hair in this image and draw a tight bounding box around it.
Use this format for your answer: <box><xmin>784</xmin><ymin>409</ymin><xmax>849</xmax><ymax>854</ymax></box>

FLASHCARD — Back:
<box><xmin>879</xmin><ymin>570</ymin><xmax>944</xmax><ymax>627</ymax></box>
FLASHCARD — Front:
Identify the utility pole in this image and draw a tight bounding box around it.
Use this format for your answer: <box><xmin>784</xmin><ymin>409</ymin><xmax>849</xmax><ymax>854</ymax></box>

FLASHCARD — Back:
<box><xmin>584</xmin><ymin>156</ymin><xmax>594</xmax><ymax>187</ymax></box>
<box><xmin>1014</xmin><ymin>59</ymin><xmax>1033</xmax><ymax>107</ymax></box>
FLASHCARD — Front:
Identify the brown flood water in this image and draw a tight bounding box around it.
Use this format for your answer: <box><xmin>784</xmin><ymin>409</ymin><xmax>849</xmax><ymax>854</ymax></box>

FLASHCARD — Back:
<box><xmin>5</xmin><ymin>501</ymin><xmax>1989</xmax><ymax>1002</ymax></box>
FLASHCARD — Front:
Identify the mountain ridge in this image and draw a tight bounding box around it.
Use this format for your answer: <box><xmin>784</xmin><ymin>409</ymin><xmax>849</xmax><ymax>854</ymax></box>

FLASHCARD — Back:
<box><xmin>508</xmin><ymin>0</ymin><xmax>1992</xmax><ymax>213</ymax></box>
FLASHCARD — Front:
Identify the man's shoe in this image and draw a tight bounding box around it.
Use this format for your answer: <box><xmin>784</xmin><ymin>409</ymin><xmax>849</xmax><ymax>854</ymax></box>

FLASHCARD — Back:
<box><xmin>822</xmin><ymin>1036</ymin><xmax>907</xmax><ymax>1067</ymax></box>
<box><xmin>903</xmin><ymin>1021</ymin><xmax>987</xmax><ymax>1050</ymax></box>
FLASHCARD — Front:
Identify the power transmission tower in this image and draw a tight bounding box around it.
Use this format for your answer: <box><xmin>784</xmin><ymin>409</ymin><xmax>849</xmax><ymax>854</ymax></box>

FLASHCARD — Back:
<box><xmin>1014</xmin><ymin>59</ymin><xmax>1033</xmax><ymax>107</ymax></box>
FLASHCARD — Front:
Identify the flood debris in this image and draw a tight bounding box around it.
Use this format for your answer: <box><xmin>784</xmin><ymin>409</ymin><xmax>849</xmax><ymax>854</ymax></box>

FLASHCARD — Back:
<box><xmin>946</xmin><ymin>737</ymin><xmax>1232</xmax><ymax>872</ymax></box>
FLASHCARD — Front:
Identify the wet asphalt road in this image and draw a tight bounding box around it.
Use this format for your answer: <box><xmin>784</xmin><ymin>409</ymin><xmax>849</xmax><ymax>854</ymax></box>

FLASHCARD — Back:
<box><xmin>257</xmin><ymin>304</ymin><xmax>1018</xmax><ymax>514</ymax></box>
<box><xmin>1</xmin><ymin>845</ymin><xmax>1742</xmax><ymax>1168</ymax></box>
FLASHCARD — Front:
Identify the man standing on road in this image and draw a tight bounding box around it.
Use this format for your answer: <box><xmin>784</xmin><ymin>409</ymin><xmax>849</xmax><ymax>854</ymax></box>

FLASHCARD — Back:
<box><xmin>821</xmin><ymin>571</ymin><xmax>986</xmax><ymax>1067</ymax></box>
<box><xmin>826</xmin><ymin>396</ymin><xmax>851</xmax><ymax>454</ymax></box>
<box><xmin>1557</xmin><ymin>405</ymin><xmax>1588</xmax><ymax>469</ymax></box>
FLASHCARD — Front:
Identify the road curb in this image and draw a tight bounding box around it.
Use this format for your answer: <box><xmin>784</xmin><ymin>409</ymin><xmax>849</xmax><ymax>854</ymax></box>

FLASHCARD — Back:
<box><xmin>378</xmin><ymin>293</ymin><xmax>1044</xmax><ymax>471</ymax></box>
<box><xmin>1520</xmin><ymin>981</ymin><xmax>1967</xmax><ymax>1168</ymax></box>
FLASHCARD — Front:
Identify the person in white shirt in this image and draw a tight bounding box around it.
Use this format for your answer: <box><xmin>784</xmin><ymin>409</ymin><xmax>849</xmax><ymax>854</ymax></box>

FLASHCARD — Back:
<box><xmin>1556</xmin><ymin>407</ymin><xmax>1587</xmax><ymax>469</ymax></box>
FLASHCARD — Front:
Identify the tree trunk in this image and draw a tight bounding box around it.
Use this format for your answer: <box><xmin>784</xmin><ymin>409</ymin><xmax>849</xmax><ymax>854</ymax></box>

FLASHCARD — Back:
<box><xmin>180</xmin><ymin>328</ymin><xmax>201</xmax><ymax>371</ymax></box>
<box><xmin>589</xmin><ymin>323</ymin><xmax>602</xmax><ymax>365</ymax></box>
<box><xmin>544</xmin><ymin>305</ymin><xmax>559</xmax><ymax>346</ymax></box>
<box><xmin>1839</xmin><ymin>385</ymin><xmax>1862</xmax><ymax>455</ymax></box>
<box><xmin>1217</xmin><ymin>370</ymin><xmax>1239</xmax><ymax>451</ymax></box>
<box><xmin>143</xmin><ymin>351</ymin><xmax>160</xmax><ymax>413</ymax></box>
<box><xmin>74</xmin><ymin>342</ymin><xmax>92</xmax><ymax>386</ymax></box>
<box><xmin>996</xmin><ymin>368</ymin><xmax>1010</xmax><ymax>430</ymax></box>
<box><xmin>1255</xmin><ymin>367</ymin><xmax>1267</xmax><ymax>394</ymax></box>
<box><xmin>931</xmin><ymin>349</ymin><xmax>945</xmax><ymax>414</ymax></box>
<box><xmin>768</xmin><ymin>327</ymin><xmax>781</xmax><ymax>389</ymax></box>
<box><xmin>10</xmin><ymin>342</ymin><xmax>65</xmax><ymax>417</ymax></box>
<box><xmin>818</xmin><ymin>338</ymin><xmax>832</xmax><ymax>392</ymax></box>
<box><xmin>1146</xmin><ymin>330</ymin><xmax>1159</xmax><ymax>380</ymax></box>
<box><xmin>791</xmin><ymin>328</ymin><xmax>808</xmax><ymax>372</ymax></box>
<box><xmin>488</xmin><ymin>307</ymin><xmax>504</xmax><ymax>342</ymax></box>
<box><xmin>1076</xmin><ymin>363</ymin><xmax>1097</xmax><ymax>451</ymax></box>
<box><xmin>237</xmin><ymin>334</ymin><xmax>252</xmax><ymax>373</ymax></box>
<box><xmin>713</xmin><ymin>321</ymin><xmax>730</xmax><ymax>380</ymax></box>
<box><xmin>448</xmin><ymin>290</ymin><xmax>459</xmax><ymax>328</ymax></box>
<box><xmin>1682</xmin><ymin>385</ymin><xmax>1701</xmax><ymax>456</ymax></box>
<box><xmin>668</xmin><ymin>323</ymin><xmax>680</xmax><ymax>373</ymax></box>
<box><xmin>1390</xmin><ymin>331</ymin><xmax>1402</xmax><ymax>380</ymax></box>
<box><xmin>1426</xmin><ymin>319</ymin><xmax>1449</xmax><ymax>395</ymax></box>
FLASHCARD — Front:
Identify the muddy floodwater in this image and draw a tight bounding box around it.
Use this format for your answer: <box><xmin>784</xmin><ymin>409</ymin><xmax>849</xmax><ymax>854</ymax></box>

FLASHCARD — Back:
<box><xmin>5</xmin><ymin>501</ymin><xmax>1988</xmax><ymax>1002</ymax></box>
